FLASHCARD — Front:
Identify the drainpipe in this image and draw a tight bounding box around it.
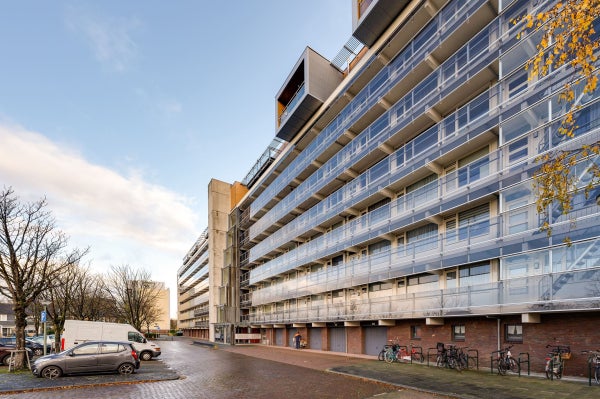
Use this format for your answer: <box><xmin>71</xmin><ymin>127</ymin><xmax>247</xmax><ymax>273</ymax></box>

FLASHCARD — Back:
<box><xmin>486</xmin><ymin>316</ymin><xmax>501</xmax><ymax>351</ymax></box>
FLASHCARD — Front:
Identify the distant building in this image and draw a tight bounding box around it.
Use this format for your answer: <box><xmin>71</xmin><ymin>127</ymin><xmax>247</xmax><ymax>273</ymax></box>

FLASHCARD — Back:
<box><xmin>152</xmin><ymin>282</ymin><xmax>170</xmax><ymax>334</ymax></box>
<box><xmin>0</xmin><ymin>302</ymin><xmax>15</xmax><ymax>337</ymax></box>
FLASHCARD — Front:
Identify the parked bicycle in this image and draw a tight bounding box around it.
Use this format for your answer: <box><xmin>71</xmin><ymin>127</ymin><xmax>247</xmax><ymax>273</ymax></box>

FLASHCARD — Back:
<box><xmin>397</xmin><ymin>344</ymin><xmax>423</xmax><ymax>363</ymax></box>
<box><xmin>384</xmin><ymin>343</ymin><xmax>401</xmax><ymax>363</ymax></box>
<box><xmin>378</xmin><ymin>337</ymin><xmax>400</xmax><ymax>362</ymax></box>
<box><xmin>581</xmin><ymin>349</ymin><xmax>600</xmax><ymax>385</ymax></box>
<box><xmin>456</xmin><ymin>346</ymin><xmax>477</xmax><ymax>370</ymax></box>
<box><xmin>495</xmin><ymin>345</ymin><xmax>519</xmax><ymax>375</ymax></box>
<box><xmin>545</xmin><ymin>345</ymin><xmax>570</xmax><ymax>380</ymax></box>
<box><xmin>436</xmin><ymin>343</ymin><xmax>463</xmax><ymax>371</ymax></box>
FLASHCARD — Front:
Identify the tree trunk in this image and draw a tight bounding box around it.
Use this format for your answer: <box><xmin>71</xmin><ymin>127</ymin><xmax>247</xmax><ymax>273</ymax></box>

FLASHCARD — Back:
<box><xmin>12</xmin><ymin>305</ymin><xmax>29</xmax><ymax>369</ymax></box>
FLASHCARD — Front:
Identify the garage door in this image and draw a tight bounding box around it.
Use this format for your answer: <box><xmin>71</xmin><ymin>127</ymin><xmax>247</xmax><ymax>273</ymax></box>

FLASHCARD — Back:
<box><xmin>308</xmin><ymin>328</ymin><xmax>322</xmax><ymax>350</ymax></box>
<box><xmin>275</xmin><ymin>329</ymin><xmax>284</xmax><ymax>346</ymax></box>
<box><xmin>364</xmin><ymin>326</ymin><xmax>387</xmax><ymax>356</ymax></box>
<box><xmin>329</xmin><ymin>327</ymin><xmax>346</xmax><ymax>353</ymax></box>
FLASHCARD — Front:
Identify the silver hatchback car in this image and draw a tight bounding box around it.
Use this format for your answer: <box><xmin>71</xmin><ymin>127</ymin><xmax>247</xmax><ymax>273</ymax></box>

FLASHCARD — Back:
<box><xmin>32</xmin><ymin>340</ymin><xmax>140</xmax><ymax>379</ymax></box>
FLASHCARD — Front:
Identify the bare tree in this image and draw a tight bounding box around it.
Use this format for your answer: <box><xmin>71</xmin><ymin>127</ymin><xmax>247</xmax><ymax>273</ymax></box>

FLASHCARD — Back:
<box><xmin>69</xmin><ymin>272</ymin><xmax>112</xmax><ymax>322</ymax></box>
<box><xmin>104</xmin><ymin>265</ymin><xmax>162</xmax><ymax>332</ymax></box>
<box><xmin>45</xmin><ymin>263</ymin><xmax>92</xmax><ymax>352</ymax></box>
<box><xmin>0</xmin><ymin>187</ymin><xmax>87</xmax><ymax>368</ymax></box>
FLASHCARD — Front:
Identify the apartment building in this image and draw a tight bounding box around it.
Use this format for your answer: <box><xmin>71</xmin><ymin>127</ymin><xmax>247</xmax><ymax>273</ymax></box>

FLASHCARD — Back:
<box><xmin>178</xmin><ymin>179</ymin><xmax>249</xmax><ymax>341</ymax></box>
<box><xmin>180</xmin><ymin>0</ymin><xmax>600</xmax><ymax>375</ymax></box>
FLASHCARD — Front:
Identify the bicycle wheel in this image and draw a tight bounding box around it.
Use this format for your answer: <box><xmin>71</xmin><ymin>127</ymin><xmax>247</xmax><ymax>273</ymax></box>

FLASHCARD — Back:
<box><xmin>458</xmin><ymin>355</ymin><xmax>468</xmax><ymax>370</ymax></box>
<box><xmin>545</xmin><ymin>360</ymin><xmax>552</xmax><ymax>379</ymax></box>
<box><xmin>594</xmin><ymin>365</ymin><xmax>600</xmax><ymax>385</ymax></box>
<box><xmin>436</xmin><ymin>355</ymin><xmax>444</xmax><ymax>368</ymax></box>
<box><xmin>555</xmin><ymin>363</ymin><xmax>563</xmax><ymax>379</ymax></box>
<box><xmin>497</xmin><ymin>360</ymin><xmax>507</xmax><ymax>375</ymax></box>
<box><xmin>378</xmin><ymin>349</ymin><xmax>385</xmax><ymax>361</ymax></box>
<box><xmin>508</xmin><ymin>357</ymin><xmax>520</xmax><ymax>374</ymax></box>
<box><xmin>448</xmin><ymin>357</ymin><xmax>458</xmax><ymax>370</ymax></box>
<box><xmin>384</xmin><ymin>350</ymin><xmax>395</xmax><ymax>363</ymax></box>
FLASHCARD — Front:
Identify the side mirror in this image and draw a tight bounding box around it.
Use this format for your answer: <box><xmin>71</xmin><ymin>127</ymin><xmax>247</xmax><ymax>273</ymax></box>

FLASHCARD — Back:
<box><xmin>68</xmin><ymin>351</ymin><xmax>74</xmax><ymax>357</ymax></box>
<box><xmin>143</xmin><ymin>338</ymin><xmax>147</xmax><ymax>343</ymax></box>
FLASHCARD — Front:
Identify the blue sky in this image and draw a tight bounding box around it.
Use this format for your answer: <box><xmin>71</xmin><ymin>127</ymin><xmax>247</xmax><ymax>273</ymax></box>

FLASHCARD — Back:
<box><xmin>0</xmin><ymin>1</ymin><xmax>351</xmax><ymax>315</ymax></box>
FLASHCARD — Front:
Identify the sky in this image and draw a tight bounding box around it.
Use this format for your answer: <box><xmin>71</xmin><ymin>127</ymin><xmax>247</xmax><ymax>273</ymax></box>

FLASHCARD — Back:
<box><xmin>0</xmin><ymin>1</ymin><xmax>352</xmax><ymax>317</ymax></box>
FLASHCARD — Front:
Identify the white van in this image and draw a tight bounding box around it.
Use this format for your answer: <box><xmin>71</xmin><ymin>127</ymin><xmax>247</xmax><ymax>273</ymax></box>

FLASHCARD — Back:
<box><xmin>61</xmin><ymin>320</ymin><xmax>161</xmax><ymax>360</ymax></box>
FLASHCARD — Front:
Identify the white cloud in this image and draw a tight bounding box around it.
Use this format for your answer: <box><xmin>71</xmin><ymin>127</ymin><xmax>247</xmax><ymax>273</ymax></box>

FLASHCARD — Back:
<box><xmin>0</xmin><ymin>124</ymin><xmax>201</xmax><ymax>315</ymax></box>
<box><xmin>65</xmin><ymin>5</ymin><xmax>140</xmax><ymax>72</ymax></box>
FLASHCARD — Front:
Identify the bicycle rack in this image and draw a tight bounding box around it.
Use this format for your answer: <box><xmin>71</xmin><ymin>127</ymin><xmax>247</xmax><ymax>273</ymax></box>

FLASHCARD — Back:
<box><xmin>426</xmin><ymin>347</ymin><xmax>438</xmax><ymax>367</ymax></box>
<box><xmin>467</xmin><ymin>349</ymin><xmax>479</xmax><ymax>370</ymax></box>
<box><xmin>518</xmin><ymin>352</ymin><xmax>530</xmax><ymax>376</ymax></box>
<box><xmin>411</xmin><ymin>345</ymin><xmax>423</xmax><ymax>363</ymax></box>
<box><xmin>490</xmin><ymin>349</ymin><xmax>501</xmax><ymax>374</ymax></box>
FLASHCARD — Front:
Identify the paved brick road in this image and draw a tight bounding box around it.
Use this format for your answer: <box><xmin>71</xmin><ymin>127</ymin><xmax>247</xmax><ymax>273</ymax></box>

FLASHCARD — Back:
<box><xmin>0</xmin><ymin>339</ymin><xmax>408</xmax><ymax>399</ymax></box>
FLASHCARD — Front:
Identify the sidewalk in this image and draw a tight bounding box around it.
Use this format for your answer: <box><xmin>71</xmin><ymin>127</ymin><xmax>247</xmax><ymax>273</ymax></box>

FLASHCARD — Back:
<box><xmin>217</xmin><ymin>343</ymin><xmax>600</xmax><ymax>399</ymax></box>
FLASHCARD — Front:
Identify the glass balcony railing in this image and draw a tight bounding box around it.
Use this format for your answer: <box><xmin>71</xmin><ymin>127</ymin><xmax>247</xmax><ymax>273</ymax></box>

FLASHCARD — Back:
<box><xmin>249</xmin><ymin>39</ymin><xmax>593</xmax><ymax>265</ymax></box>
<box><xmin>249</xmin><ymin>0</ymin><xmax>489</xmax><ymax>220</ymax></box>
<box><xmin>178</xmin><ymin>252</ymin><xmax>209</xmax><ymax>283</ymax></box>
<box><xmin>278</xmin><ymin>84</ymin><xmax>306</xmax><ymax>126</ymax></box>
<box><xmin>249</xmin><ymin>157</ymin><xmax>600</xmax><ymax>292</ymax></box>
<box><xmin>249</xmin><ymin>86</ymin><xmax>497</xmax><ymax>262</ymax></box>
<box><xmin>248</xmin><ymin>268</ymin><xmax>600</xmax><ymax>324</ymax></box>
<box><xmin>249</xmin><ymin>0</ymin><xmax>496</xmax><ymax>241</ymax></box>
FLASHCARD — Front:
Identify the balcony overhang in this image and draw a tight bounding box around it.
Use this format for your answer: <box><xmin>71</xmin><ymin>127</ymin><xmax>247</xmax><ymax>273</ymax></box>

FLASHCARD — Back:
<box><xmin>275</xmin><ymin>47</ymin><xmax>343</xmax><ymax>142</ymax></box>
<box><xmin>352</xmin><ymin>0</ymin><xmax>411</xmax><ymax>47</ymax></box>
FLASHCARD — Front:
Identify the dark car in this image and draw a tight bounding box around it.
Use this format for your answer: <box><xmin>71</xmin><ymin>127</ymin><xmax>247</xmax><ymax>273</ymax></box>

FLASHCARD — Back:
<box><xmin>0</xmin><ymin>344</ymin><xmax>33</xmax><ymax>366</ymax></box>
<box><xmin>32</xmin><ymin>340</ymin><xmax>140</xmax><ymax>379</ymax></box>
<box><xmin>25</xmin><ymin>339</ymin><xmax>46</xmax><ymax>356</ymax></box>
<box><xmin>0</xmin><ymin>337</ymin><xmax>45</xmax><ymax>356</ymax></box>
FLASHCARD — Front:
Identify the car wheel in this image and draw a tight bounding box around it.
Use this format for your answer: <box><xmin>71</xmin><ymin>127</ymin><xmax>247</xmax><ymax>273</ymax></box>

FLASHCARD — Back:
<box><xmin>1</xmin><ymin>355</ymin><xmax>10</xmax><ymax>366</ymax></box>
<box><xmin>118</xmin><ymin>363</ymin><xmax>135</xmax><ymax>375</ymax></box>
<box><xmin>33</xmin><ymin>348</ymin><xmax>43</xmax><ymax>356</ymax></box>
<box><xmin>140</xmin><ymin>351</ymin><xmax>152</xmax><ymax>361</ymax></box>
<box><xmin>41</xmin><ymin>366</ymin><xmax>62</xmax><ymax>379</ymax></box>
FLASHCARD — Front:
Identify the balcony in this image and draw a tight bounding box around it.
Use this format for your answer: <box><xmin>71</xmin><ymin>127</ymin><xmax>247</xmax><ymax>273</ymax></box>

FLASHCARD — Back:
<box><xmin>351</xmin><ymin>0</ymin><xmax>411</xmax><ymax>47</ymax></box>
<box><xmin>276</xmin><ymin>47</ymin><xmax>343</xmax><ymax>142</ymax></box>
<box><xmin>249</xmin><ymin>268</ymin><xmax>600</xmax><ymax>324</ymax></box>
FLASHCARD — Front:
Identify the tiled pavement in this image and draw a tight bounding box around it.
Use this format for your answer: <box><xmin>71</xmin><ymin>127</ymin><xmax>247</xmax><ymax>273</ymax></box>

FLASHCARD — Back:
<box><xmin>1</xmin><ymin>338</ymin><xmax>599</xmax><ymax>399</ymax></box>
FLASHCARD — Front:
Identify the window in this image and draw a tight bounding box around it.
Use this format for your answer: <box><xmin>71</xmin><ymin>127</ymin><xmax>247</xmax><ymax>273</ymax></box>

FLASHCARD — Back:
<box><xmin>100</xmin><ymin>343</ymin><xmax>124</xmax><ymax>354</ymax></box>
<box><xmin>368</xmin><ymin>240</ymin><xmax>390</xmax><ymax>255</ymax></box>
<box><xmin>459</xmin><ymin>263</ymin><xmax>491</xmax><ymax>286</ymax></box>
<box><xmin>411</xmin><ymin>325</ymin><xmax>422</xmax><ymax>340</ymax></box>
<box><xmin>507</xmin><ymin>71</ymin><xmax>528</xmax><ymax>98</ymax></box>
<box><xmin>508</xmin><ymin>137</ymin><xmax>528</xmax><ymax>164</ymax></box>
<box><xmin>452</xmin><ymin>325</ymin><xmax>466</xmax><ymax>341</ymax></box>
<box><xmin>72</xmin><ymin>343</ymin><xmax>98</xmax><ymax>356</ymax></box>
<box><xmin>446</xmin><ymin>271</ymin><xmax>457</xmax><ymax>289</ymax></box>
<box><xmin>128</xmin><ymin>332</ymin><xmax>146</xmax><ymax>343</ymax></box>
<box><xmin>331</xmin><ymin>255</ymin><xmax>344</xmax><ymax>266</ymax></box>
<box><xmin>369</xmin><ymin>282</ymin><xmax>393</xmax><ymax>292</ymax></box>
<box><xmin>407</xmin><ymin>273</ymin><xmax>439</xmax><ymax>293</ymax></box>
<box><xmin>458</xmin><ymin>204</ymin><xmax>490</xmax><ymax>240</ymax></box>
<box><xmin>505</xmin><ymin>324</ymin><xmax>523</xmax><ymax>343</ymax></box>
<box><xmin>0</xmin><ymin>314</ymin><xmax>7</xmax><ymax>322</ymax></box>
